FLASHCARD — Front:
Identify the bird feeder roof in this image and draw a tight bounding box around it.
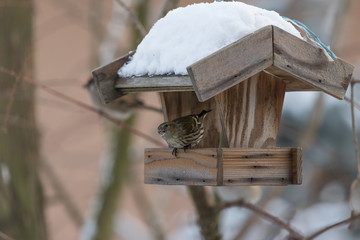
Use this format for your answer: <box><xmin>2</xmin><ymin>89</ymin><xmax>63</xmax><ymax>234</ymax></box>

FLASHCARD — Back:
<box><xmin>93</xmin><ymin>25</ymin><xmax>353</xmax><ymax>104</ymax></box>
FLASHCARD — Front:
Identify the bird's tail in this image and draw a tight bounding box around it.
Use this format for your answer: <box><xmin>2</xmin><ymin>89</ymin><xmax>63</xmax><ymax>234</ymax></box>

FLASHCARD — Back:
<box><xmin>198</xmin><ymin>109</ymin><xmax>212</xmax><ymax>120</ymax></box>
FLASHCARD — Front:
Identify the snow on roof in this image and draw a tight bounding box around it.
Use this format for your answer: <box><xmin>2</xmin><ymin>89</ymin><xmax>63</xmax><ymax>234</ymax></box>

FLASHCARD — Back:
<box><xmin>118</xmin><ymin>1</ymin><xmax>302</xmax><ymax>77</ymax></box>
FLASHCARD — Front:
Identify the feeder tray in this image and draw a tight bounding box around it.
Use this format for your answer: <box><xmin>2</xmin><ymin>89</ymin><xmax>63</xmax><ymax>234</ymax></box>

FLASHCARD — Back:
<box><xmin>92</xmin><ymin>25</ymin><xmax>354</xmax><ymax>186</ymax></box>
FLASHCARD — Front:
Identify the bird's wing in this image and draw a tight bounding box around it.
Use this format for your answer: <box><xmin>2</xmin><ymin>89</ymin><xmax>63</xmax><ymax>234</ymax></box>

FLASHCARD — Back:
<box><xmin>173</xmin><ymin>116</ymin><xmax>196</xmax><ymax>135</ymax></box>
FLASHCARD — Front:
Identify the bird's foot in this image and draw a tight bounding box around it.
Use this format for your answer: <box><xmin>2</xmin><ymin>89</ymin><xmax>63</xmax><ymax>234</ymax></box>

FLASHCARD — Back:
<box><xmin>172</xmin><ymin>148</ymin><xmax>178</xmax><ymax>157</ymax></box>
<box><xmin>183</xmin><ymin>145</ymin><xmax>191</xmax><ymax>153</ymax></box>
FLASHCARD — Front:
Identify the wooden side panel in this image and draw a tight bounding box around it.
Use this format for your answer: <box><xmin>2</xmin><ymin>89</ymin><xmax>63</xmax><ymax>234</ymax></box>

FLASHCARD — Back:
<box><xmin>144</xmin><ymin>148</ymin><xmax>218</xmax><ymax>185</ymax></box>
<box><xmin>215</xmin><ymin>72</ymin><xmax>286</xmax><ymax>148</ymax></box>
<box><xmin>222</xmin><ymin>148</ymin><xmax>301</xmax><ymax>185</ymax></box>
<box><xmin>187</xmin><ymin>25</ymin><xmax>273</xmax><ymax>102</ymax></box>
<box><xmin>271</xmin><ymin>26</ymin><xmax>353</xmax><ymax>100</ymax></box>
<box><xmin>92</xmin><ymin>52</ymin><xmax>134</xmax><ymax>103</ymax></box>
<box><xmin>144</xmin><ymin>148</ymin><xmax>302</xmax><ymax>185</ymax></box>
<box><xmin>115</xmin><ymin>75</ymin><xmax>193</xmax><ymax>93</ymax></box>
<box><xmin>292</xmin><ymin>147</ymin><xmax>302</xmax><ymax>184</ymax></box>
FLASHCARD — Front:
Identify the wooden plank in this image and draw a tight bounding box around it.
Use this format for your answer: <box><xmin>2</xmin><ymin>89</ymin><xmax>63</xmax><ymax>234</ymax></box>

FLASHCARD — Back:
<box><xmin>215</xmin><ymin>72</ymin><xmax>286</xmax><ymax>148</ymax></box>
<box><xmin>291</xmin><ymin>147</ymin><xmax>302</xmax><ymax>184</ymax></box>
<box><xmin>145</xmin><ymin>148</ymin><xmax>218</xmax><ymax>185</ymax></box>
<box><xmin>115</xmin><ymin>75</ymin><xmax>193</xmax><ymax>93</ymax></box>
<box><xmin>113</xmin><ymin>72</ymin><xmax>321</xmax><ymax>94</ymax></box>
<box><xmin>271</xmin><ymin>26</ymin><xmax>354</xmax><ymax>100</ymax></box>
<box><xmin>144</xmin><ymin>148</ymin><xmax>302</xmax><ymax>186</ymax></box>
<box><xmin>265</xmin><ymin>68</ymin><xmax>319</xmax><ymax>92</ymax></box>
<box><xmin>92</xmin><ymin>52</ymin><xmax>134</xmax><ymax>104</ymax></box>
<box><xmin>222</xmin><ymin>148</ymin><xmax>301</xmax><ymax>185</ymax></box>
<box><xmin>187</xmin><ymin>25</ymin><xmax>274</xmax><ymax>102</ymax></box>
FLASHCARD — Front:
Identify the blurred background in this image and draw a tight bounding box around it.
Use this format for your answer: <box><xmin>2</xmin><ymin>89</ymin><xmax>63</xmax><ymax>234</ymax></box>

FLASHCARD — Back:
<box><xmin>1</xmin><ymin>0</ymin><xmax>360</xmax><ymax>239</ymax></box>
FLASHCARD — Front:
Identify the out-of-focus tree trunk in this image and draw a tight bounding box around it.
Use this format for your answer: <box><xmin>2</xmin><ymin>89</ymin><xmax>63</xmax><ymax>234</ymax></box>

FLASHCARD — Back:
<box><xmin>92</xmin><ymin>118</ymin><xmax>134</xmax><ymax>240</ymax></box>
<box><xmin>0</xmin><ymin>0</ymin><xmax>47</xmax><ymax>239</ymax></box>
<box><xmin>87</xmin><ymin>1</ymin><xmax>140</xmax><ymax>239</ymax></box>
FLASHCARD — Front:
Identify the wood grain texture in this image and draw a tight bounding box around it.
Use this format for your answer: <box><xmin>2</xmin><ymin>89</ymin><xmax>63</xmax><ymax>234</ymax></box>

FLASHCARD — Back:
<box><xmin>144</xmin><ymin>148</ymin><xmax>302</xmax><ymax>185</ymax></box>
<box><xmin>92</xmin><ymin>52</ymin><xmax>134</xmax><ymax>103</ymax></box>
<box><xmin>222</xmin><ymin>148</ymin><xmax>301</xmax><ymax>185</ymax></box>
<box><xmin>271</xmin><ymin>26</ymin><xmax>353</xmax><ymax>100</ymax></box>
<box><xmin>145</xmin><ymin>148</ymin><xmax>218</xmax><ymax>185</ymax></box>
<box><xmin>187</xmin><ymin>25</ymin><xmax>273</xmax><ymax>102</ymax></box>
<box><xmin>115</xmin><ymin>75</ymin><xmax>193</xmax><ymax>93</ymax></box>
<box><xmin>157</xmin><ymin>72</ymin><xmax>292</xmax><ymax>185</ymax></box>
<box><xmin>215</xmin><ymin>72</ymin><xmax>286</xmax><ymax>148</ymax></box>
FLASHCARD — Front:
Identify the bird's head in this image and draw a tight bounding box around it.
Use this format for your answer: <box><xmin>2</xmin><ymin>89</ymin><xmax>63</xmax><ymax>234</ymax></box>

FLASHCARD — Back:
<box><xmin>158</xmin><ymin>122</ymin><xmax>172</xmax><ymax>137</ymax></box>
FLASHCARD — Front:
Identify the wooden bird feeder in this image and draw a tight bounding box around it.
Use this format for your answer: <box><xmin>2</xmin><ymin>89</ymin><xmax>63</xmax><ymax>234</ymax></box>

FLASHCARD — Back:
<box><xmin>92</xmin><ymin>25</ymin><xmax>354</xmax><ymax>186</ymax></box>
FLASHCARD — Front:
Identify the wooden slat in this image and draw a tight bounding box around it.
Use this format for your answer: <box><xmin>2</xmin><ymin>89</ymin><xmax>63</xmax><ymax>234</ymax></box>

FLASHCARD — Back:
<box><xmin>114</xmin><ymin>73</ymin><xmax>322</xmax><ymax>94</ymax></box>
<box><xmin>187</xmin><ymin>25</ymin><xmax>274</xmax><ymax>102</ymax></box>
<box><xmin>145</xmin><ymin>148</ymin><xmax>218</xmax><ymax>185</ymax></box>
<box><xmin>222</xmin><ymin>148</ymin><xmax>301</xmax><ymax>185</ymax></box>
<box><xmin>215</xmin><ymin>72</ymin><xmax>286</xmax><ymax>148</ymax></box>
<box><xmin>144</xmin><ymin>147</ymin><xmax>302</xmax><ymax>186</ymax></box>
<box><xmin>271</xmin><ymin>26</ymin><xmax>353</xmax><ymax>100</ymax></box>
<box><xmin>115</xmin><ymin>75</ymin><xmax>193</xmax><ymax>93</ymax></box>
<box><xmin>92</xmin><ymin>52</ymin><xmax>135</xmax><ymax>104</ymax></box>
<box><xmin>291</xmin><ymin>147</ymin><xmax>302</xmax><ymax>184</ymax></box>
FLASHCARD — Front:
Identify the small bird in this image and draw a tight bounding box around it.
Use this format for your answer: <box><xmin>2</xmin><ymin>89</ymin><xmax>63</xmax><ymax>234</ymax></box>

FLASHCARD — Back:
<box><xmin>84</xmin><ymin>78</ymin><xmax>162</xmax><ymax>120</ymax></box>
<box><xmin>157</xmin><ymin>110</ymin><xmax>211</xmax><ymax>156</ymax></box>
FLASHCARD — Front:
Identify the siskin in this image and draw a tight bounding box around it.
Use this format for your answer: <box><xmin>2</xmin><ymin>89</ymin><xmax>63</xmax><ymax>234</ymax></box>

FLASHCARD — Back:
<box><xmin>84</xmin><ymin>78</ymin><xmax>162</xmax><ymax>120</ymax></box>
<box><xmin>157</xmin><ymin>110</ymin><xmax>211</xmax><ymax>156</ymax></box>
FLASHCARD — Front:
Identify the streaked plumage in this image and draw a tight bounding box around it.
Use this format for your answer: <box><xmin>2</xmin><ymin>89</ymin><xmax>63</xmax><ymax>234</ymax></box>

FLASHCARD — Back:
<box><xmin>157</xmin><ymin>110</ymin><xmax>211</xmax><ymax>156</ymax></box>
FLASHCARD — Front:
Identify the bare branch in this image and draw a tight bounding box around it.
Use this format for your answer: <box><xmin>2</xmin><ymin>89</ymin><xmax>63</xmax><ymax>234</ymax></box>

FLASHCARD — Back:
<box><xmin>0</xmin><ymin>66</ymin><xmax>166</xmax><ymax>147</ymax></box>
<box><xmin>115</xmin><ymin>0</ymin><xmax>147</xmax><ymax>38</ymax></box>
<box><xmin>344</xmin><ymin>96</ymin><xmax>360</xmax><ymax>112</ymax></box>
<box><xmin>218</xmin><ymin>200</ymin><xmax>304</xmax><ymax>240</ymax></box>
<box><xmin>305</xmin><ymin>213</ymin><xmax>360</xmax><ymax>240</ymax></box>
<box><xmin>2</xmin><ymin>60</ymin><xmax>27</xmax><ymax>132</ymax></box>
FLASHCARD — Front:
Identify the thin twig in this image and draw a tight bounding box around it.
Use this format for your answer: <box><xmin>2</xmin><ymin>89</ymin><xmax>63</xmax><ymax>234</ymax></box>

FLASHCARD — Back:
<box><xmin>305</xmin><ymin>213</ymin><xmax>360</xmax><ymax>240</ymax></box>
<box><xmin>218</xmin><ymin>200</ymin><xmax>304</xmax><ymax>240</ymax></box>
<box><xmin>233</xmin><ymin>187</ymin><xmax>285</xmax><ymax>240</ymax></box>
<box><xmin>2</xmin><ymin>63</ymin><xmax>26</xmax><ymax>132</ymax></box>
<box><xmin>344</xmin><ymin>96</ymin><xmax>360</xmax><ymax>112</ymax></box>
<box><xmin>115</xmin><ymin>0</ymin><xmax>147</xmax><ymax>38</ymax></box>
<box><xmin>0</xmin><ymin>66</ymin><xmax>166</xmax><ymax>147</ymax></box>
<box><xmin>350</xmin><ymin>81</ymin><xmax>360</xmax><ymax>177</ymax></box>
<box><xmin>0</xmin><ymin>231</ymin><xmax>16</xmax><ymax>240</ymax></box>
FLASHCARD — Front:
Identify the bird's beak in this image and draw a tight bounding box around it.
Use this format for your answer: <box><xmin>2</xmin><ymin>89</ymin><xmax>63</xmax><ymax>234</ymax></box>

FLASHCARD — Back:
<box><xmin>158</xmin><ymin>129</ymin><xmax>166</xmax><ymax>137</ymax></box>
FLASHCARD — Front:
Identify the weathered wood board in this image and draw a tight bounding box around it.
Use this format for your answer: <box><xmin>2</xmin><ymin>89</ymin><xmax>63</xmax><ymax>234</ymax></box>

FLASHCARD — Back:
<box><xmin>187</xmin><ymin>25</ymin><xmax>274</xmax><ymax>102</ymax></box>
<box><xmin>92</xmin><ymin>52</ymin><xmax>134</xmax><ymax>104</ymax></box>
<box><xmin>145</xmin><ymin>148</ymin><xmax>302</xmax><ymax>186</ymax></box>
<box><xmin>188</xmin><ymin>25</ymin><xmax>353</xmax><ymax>101</ymax></box>
<box><xmin>115</xmin><ymin>75</ymin><xmax>193</xmax><ymax>93</ymax></box>
<box><xmin>93</xmin><ymin>25</ymin><xmax>354</xmax><ymax>104</ymax></box>
<box><xmin>269</xmin><ymin>26</ymin><xmax>353</xmax><ymax>100</ymax></box>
